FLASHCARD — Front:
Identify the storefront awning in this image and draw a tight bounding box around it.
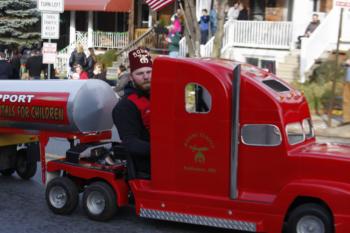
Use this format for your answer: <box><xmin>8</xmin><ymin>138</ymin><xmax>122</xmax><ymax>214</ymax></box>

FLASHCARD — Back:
<box><xmin>64</xmin><ymin>0</ymin><xmax>132</xmax><ymax>12</ymax></box>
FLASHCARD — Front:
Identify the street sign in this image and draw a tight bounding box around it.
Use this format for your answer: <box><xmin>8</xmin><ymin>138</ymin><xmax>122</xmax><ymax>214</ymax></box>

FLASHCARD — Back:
<box><xmin>42</xmin><ymin>42</ymin><xmax>57</xmax><ymax>64</ymax></box>
<box><xmin>335</xmin><ymin>0</ymin><xmax>350</xmax><ymax>8</ymax></box>
<box><xmin>37</xmin><ymin>0</ymin><xmax>64</xmax><ymax>13</ymax></box>
<box><xmin>41</xmin><ymin>13</ymin><xmax>60</xmax><ymax>39</ymax></box>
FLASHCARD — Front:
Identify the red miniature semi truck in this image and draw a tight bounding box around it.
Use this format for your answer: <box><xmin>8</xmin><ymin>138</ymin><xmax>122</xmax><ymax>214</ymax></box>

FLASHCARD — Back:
<box><xmin>1</xmin><ymin>57</ymin><xmax>350</xmax><ymax>233</ymax></box>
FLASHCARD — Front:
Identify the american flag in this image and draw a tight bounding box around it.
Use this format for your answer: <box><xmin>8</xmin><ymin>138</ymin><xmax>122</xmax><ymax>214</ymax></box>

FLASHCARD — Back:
<box><xmin>145</xmin><ymin>0</ymin><xmax>175</xmax><ymax>11</ymax></box>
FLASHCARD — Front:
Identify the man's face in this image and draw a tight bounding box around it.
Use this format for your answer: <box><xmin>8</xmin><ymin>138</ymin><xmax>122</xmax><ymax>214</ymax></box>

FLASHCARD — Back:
<box><xmin>312</xmin><ymin>15</ymin><xmax>319</xmax><ymax>22</ymax></box>
<box><xmin>131</xmin><ymin>67</ymin><xmax>152</xmax><ymax>91</ymax></box>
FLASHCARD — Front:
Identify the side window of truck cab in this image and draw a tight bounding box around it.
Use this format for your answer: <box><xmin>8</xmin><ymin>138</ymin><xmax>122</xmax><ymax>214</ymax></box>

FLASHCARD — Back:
<box><xmin>241</xmin><ymin>124</ymin><xmax>282</xmax><ymax>146</ymax></box>
<box><xmin>185</xmin><ymin>83</ymin><xmax>212</xmax><ymax>113</ymax></box>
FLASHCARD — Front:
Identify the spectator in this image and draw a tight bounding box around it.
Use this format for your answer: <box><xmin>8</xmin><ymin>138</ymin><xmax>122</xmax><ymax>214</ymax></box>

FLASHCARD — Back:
<box><xmin>170</xmin><ymin>9</ymin><xmax>183</xmax><ymax>34</ymax></box>
<box><xmin>26</xmin><ymin>49</ymin><xmax>44</xmax><ymax>80</ymax></box>
<box><xmin>92</xmin><ymin>62</ymin><xmax>107</xmax><ymax>82</ymax></box>
<box><xmin>71</xmin><ymin>64</ymin><xmax>88</xmax><ymax>80</ymax></box>
<box><xmin>199</xmin><ymin>9</ymin><xmax>210</xmax><ymax>45</ymax></box>
<box><xmin>20</xmin><ymin>49</ymin><xmax>31</xmax><ymax>79</ymax></box>
<box><xmin>0</xmin><ymin>52</ymin><xmax>13</xmax><ymax>79</ymax></box>
<box><xmin>227</xmin><ymin>2</ymin><xmax>240</xmax><ymax>21</ymax></box>
<box><xmin>237</xmin><ymin>3</ymin><xmax>249</xmax><ymax>20</ymax></box>
<box><xmin>86</xmin><ymin>47</ymin><xmax>97</xmax><ymax>79</ymax></box>
<box><xmin>69</xmin><ymin>44</ymin><xmax>87</xmax><ymax>72</ymax></box>
<box><xmin>167</xmin><ymin>24</ymin><xmax>181</xmax><ymax>58</ymax></box>
<box><xmin>10</xmin><ymin>48</ymin><xmax>21</xmax><ymax>79</ymax></box>
<box><xmin>114</xmin><ymin>64</ymin><xmax>130</xmax><ymax>97</ymax></box>
<box><xmin>210</xmin><ymin>1</ymin><xmax>218</xmax><ymax>36</ymax></box>
<box><xmin>297</xmin><ymin>14</ymin><xmax>320</xmax><ymax>48</ymax></box>
<box><xmin>43</xmin><ymin>63</ymin><xmax>57</xmax><ymax>79</ymax></box>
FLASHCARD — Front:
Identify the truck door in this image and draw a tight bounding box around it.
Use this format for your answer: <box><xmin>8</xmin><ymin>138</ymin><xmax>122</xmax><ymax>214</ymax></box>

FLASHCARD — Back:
<box><xmin>155</xmin><ymin>62</ymin><xmax>232</xmax><ymax>199</ymax></box>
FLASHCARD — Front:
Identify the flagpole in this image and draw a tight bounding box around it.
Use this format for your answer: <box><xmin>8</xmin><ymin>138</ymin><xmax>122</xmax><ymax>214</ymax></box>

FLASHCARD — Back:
<box><xmin>178</xmin><ymin>1</ymin><xmax>197</xmax><ymax>57</ymax></box>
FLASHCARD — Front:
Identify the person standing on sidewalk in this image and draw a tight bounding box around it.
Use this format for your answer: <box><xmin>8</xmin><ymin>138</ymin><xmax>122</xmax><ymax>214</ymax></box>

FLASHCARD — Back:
<box><xmin>167</xmin><ymin>25</ymin><xmax>181</xmax><ymax>58</ymax></box>
<box><xmin>86</xmin><ymin>48</ymin><xmax>97</xmax><ymax>79</ymax></box>
<box><xmin>114</xmin><ymin>64</ymin><xmax>130</xmax><ymax>97</ymax></box>
<box><xmin>0</xmin><ymin>52</ymin><xmax>13</xmax><ymax>79</ymax></box>
<box><xmin>199</xmin><ymin>9</ymin><xmax>210</xmax><ymax>45</ymax></box>
<box><xmin>26</xmin><ymin>49</ymin><xmax>44</xmax><ymax>80</ymax></box>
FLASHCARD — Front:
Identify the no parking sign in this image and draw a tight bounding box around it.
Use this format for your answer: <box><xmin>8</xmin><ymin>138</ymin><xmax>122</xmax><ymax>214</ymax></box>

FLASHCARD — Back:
<box><xmin>42</xmin><ymin>42</ymin><xmax>57</xmax><ymax>64</ymax></box>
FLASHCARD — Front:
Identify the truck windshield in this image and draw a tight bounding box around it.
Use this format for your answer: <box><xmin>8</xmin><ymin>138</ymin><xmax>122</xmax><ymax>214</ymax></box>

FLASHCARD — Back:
<box><xmin>303</xmin><ymin>118</ymin><xmax>314</xmax><ymax>139</ymax></box>
<box><xmin>286</xmin><ymin>122</ymin><xmax>304</xmax><ymax>145</ymax></box>
<box><xmin>286</xmin><ymin>119</ymin><xmax>314</xmax><ymax>145</ymax></box>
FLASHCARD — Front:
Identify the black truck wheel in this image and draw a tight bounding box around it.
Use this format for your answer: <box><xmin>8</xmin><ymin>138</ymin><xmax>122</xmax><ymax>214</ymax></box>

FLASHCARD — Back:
<box><xmin>286</xmin><ymin>203</ymin><xmax>333</xmax><ymax>233</ymax></box>
<box><xmin>82</xmin><ymin>181</ymin><xmax>117</xmax><ymax>221</ymax></box>
<box><xmin>46</xmin><ymin>177</ymin><xmax>79</xmax><ymax>215</ymax></box>
<box><xmin>0</xmin><ymin>168</ymin><xmax>15</xmax><ymax>176</ymax></box>
<box><xmin>15</xmin><ymin>148</ymin><xmax>37</xmax><ymax>180</ymax></box>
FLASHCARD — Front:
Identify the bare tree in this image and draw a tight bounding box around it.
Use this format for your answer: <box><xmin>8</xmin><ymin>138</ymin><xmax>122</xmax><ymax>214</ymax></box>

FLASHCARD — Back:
<box><xmin>183</xmin><ymin>0</ymin><xmax>200</xmax><ymax>57</ymax></box>
<box><xmin>128</xmin><ymin>0</ymin><xmax>135</xmax><ymax>41</ymax></box>
<box><xmin>212</xmin><ymin>0</ymin><xmax>228</xmax><ymax>58</ymax></box>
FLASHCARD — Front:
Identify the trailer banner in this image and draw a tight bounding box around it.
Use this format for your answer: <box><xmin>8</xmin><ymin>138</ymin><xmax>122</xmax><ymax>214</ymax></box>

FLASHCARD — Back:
<box><xmin>0</xmin><ymin>92</ymin><xmax>69</xmax><ymax>125</ymax></box>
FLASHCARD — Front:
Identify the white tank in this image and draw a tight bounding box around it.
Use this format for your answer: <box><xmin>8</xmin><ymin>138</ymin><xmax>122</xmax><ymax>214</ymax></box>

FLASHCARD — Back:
<box><xmin>0</xmin><ymin>79</ymin><xmax>118</xmax><ymax>133</ymax></box>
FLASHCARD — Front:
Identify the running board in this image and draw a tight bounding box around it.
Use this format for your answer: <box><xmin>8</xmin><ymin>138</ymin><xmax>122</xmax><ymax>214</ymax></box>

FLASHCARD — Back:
<box><xmin>139</xmin><ymin>208</ymin><xmax>257</xmax><ymax>232</ymax></box>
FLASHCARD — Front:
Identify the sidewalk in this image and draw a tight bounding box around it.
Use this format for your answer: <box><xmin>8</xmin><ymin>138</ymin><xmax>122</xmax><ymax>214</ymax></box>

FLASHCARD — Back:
<box><xmin>312</xmin><ymin>114</ymin><xmax>350</xmax><ymax>139</ymax></box>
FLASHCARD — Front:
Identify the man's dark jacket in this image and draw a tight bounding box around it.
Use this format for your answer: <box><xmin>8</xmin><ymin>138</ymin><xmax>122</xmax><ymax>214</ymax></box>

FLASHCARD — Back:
<box><xmin>26</xmin><ymin>55</ymin><xmax>43</xmax><ymax>78</ymax></box>
<box><xmin>112</xmin><ymin>85</ymin><xmax>150</xmax><ymax>174</ymax></box>
<box><xmin>0</xmin><ymin>60</ymin><xmax>13</xmax><ymax>79</ymax></box>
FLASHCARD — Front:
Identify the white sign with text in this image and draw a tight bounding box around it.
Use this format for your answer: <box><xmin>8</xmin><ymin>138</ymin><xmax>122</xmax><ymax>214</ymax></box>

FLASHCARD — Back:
<box><xmin>42</xmin><ymin>42</ymin><xmax>57</xmax><ymax>64</ymax></box>
<box><xmin>41</xmin><ymin>13</ymin><xmax>60</xmax><ymax>39</ymax></box>
<box><xmin>335</xmin><ymin>0</ymin><xmax>350</xmax><ymax>8</ymax></box>
<box><xmin>37</xmin><ymin>0</ymin><xmax>64</xmax><ymax>13</ymax></box>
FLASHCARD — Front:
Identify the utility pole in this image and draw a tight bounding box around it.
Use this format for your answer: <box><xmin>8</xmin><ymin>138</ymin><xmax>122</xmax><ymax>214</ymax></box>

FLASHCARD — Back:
<box><xmin>327</xmin><ymin>8</ymin><xmax>344</xmax><ymax>127</ymax></box>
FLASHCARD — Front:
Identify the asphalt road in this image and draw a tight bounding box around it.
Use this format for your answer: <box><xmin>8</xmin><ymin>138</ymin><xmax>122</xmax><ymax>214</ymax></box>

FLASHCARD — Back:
<box><xmin>0</xmin><ymin>136</ymin><xmax>349</xmax><ymax>233</ymax></box>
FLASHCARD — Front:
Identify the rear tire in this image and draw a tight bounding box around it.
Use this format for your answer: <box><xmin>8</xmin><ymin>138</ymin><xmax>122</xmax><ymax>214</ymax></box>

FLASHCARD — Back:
<box><xmin>46</xmin><ymin>177</ymin><xmax>79</xmax><ymax>215</ymax></box>
<box><xmin>83</xmin><ymin>181</ymin><xmax>117</xmax><ymax>221</ymax></box>
<box><xmin>15</xmin><ymin>149</ymin><xmax>37</xmax><ymax>180</ymax></box>
<box><xmin>286</xmin><ymin>203</ymin><xmax>333</xmax><ymax>233</ymax></box>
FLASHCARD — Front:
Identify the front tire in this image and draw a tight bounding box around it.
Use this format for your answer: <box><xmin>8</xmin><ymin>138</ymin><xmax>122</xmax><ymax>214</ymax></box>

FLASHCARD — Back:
<box><xmin>286</xmin><ymin>203</ymin><xmax>333</xmax><ymax>233</ymax></box>
<box><xmin>82</xmin><ymin>181</ymin><xmax>117</xmax><ymax>221</ymax></box>
<box><xmin>46</xmin><ymin>177</ymin><xmax>79</xmax><ymax>215</ymax></box>
<box><xmin>15</xmin><ymin>149</ymin><xmax>37</xmax><ymax>179</ymax></box>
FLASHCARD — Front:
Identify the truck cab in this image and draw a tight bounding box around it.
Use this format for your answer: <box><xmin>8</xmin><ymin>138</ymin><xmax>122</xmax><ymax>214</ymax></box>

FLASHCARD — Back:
<box><xmin>46</xmin><ymin>57</ymin><xmax>350</xmax><ymax>233</ymax></box>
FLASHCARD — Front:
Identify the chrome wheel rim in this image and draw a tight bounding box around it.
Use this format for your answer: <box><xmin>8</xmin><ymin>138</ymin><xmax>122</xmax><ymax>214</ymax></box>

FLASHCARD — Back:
<box><xmin>49</xmin><ymin>186</ymin><xmax>67</xmax><ymax>209</ymax></box>
<box><xmin>296</xmin><ymin>215</ymin><xmax>325</xmax><ymax>233</ymax></box>
<box><xmin>86</xmin><ymin>191</ymin><xmax>105</xmax><ymax>215</ymax></box>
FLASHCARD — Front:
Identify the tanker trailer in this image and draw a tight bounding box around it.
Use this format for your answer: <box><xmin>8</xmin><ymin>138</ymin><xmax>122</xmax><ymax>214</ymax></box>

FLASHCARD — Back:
<box><xmin>0</xmin><ymin>79</ymin><xmax>118</xmax><ymax>180</ymax></box>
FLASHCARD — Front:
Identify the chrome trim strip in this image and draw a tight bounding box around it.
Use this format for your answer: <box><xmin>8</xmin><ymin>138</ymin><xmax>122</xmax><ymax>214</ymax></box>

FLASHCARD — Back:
<box><xmin>140</xmin><ymin>208</ymin><xmax>256</xmax><ymax>232</ymax></box>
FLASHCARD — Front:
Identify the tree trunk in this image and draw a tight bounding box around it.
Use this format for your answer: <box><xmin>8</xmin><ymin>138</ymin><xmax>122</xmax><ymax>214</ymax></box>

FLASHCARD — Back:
<box><xmin>128</xmin><ymin>0</ymin><xmax>135</xmax><ymax>41</ymax></box>
<box><xmin>183</xmin><ymin>0</ymin><xmax>200</xmax><ymax>57</ymax></box>
<box><xmin>212</xmin><ymin>0</ymin><xmax>228</xmax><ymax>58</ymax></box>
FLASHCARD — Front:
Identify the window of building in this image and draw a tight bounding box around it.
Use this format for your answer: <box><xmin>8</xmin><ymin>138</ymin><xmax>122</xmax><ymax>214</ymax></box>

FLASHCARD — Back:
<box><xmin>185</xmin><ymin>83</ymin><xmax>212</xmax><ymax>113</ymax></box>
<box><xmin>241</xmin><ymin>124</ymin><xmax>282</xmax><ymax>146</ymax></box>
<box><xmin>246</xmin><ymin>57</ymin><xmax>276</xmax><ymax>74</ymax></box>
